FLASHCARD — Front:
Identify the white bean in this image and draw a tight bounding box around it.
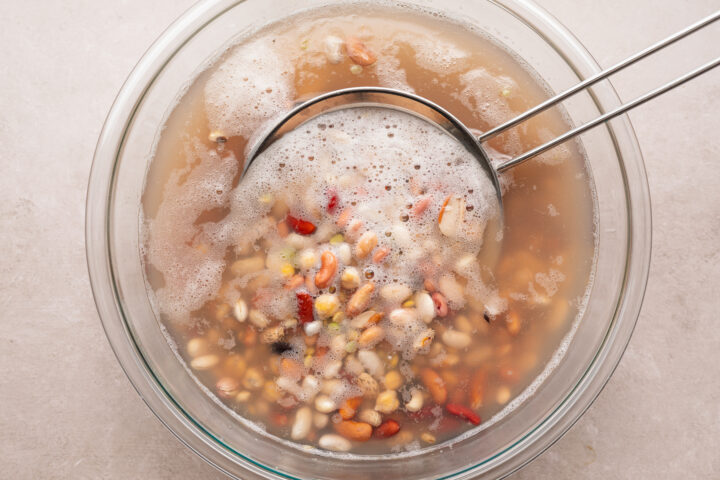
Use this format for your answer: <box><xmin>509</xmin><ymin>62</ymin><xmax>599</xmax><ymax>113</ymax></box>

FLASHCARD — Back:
<box><xmin>358</xmin><ymin>350</ymin><xmax>384</xmax><ymax>378</ymax></box>
<box><xmin>276</xmin><ymin>376</ymin><xmax>303</xmax><ymax>398</ymax></box>
<box><xmin>320</xmin><ymin>379</ymin><xmax>343</xmax><ymax>395</ymax></box>
<box><xmin>301</xmin><ymin>375</ymin><xmax>321</xmax><ymax>401</ymax></box>
<box><xmin>190</xmin><ymin>354</ymin><xmax>219</xmax><ymax>371</ymax></box>
<box><xmin>233</xmin><ymin>299</ymin><xmax>248</xmax><ymax>322</ymax></box>
<box><xmin>304</xmin><ymin>320</ymin><xmax>322</xmax><ymax>337</ymax></box>
<box><xmin>336</xmin><ymin>243</ymin><xmax>352</xmax><ymax>265</ymax></box>
<box><xmin>344</xmin><ymin>355</ymin><xmax>364</xmax><ymax>376</ymax></box>
<box><xmin>298</xmin><ymin>249</ymin><xmax>318</xmax><ymax>270</ymax></box>
<box><xmin>248</xmin><ymin>309</ymin><xmax>270</xmax><ymax>328</ymax></box>
<box><xmin>412</xmin><ymin>328</ymin><xmax>435</xmax><ymax>353</ymax></box>
<box><xmin>454</xmin><ymin>254</ymin><xmax>479</xmax><ymax>278</ymax></box>
<box><xmin>186</xmin><ymin>337</ymin><xmax>208</xmax><ymax>357</ymax></box>
<box><xmin>438</xmin><ymin>195</ymin><xmax>465</xmax><ymax>238</ymax></box>
<box><xmin>405</xmin><ymin>388</ymin><xmax>424</xmax><ymax>413</ymax></box>
<box><xmin>414</xmin><ymin>291</ymin><xmax>435</xmax><ymax>323</ymax></box>
<box><xmin>389</xmin><ymin>308</ymin><xmax>416</xmax><ymax>326</ymax></box>
<box><xmin>286</xmin><ymin>233</ymin><xmax>313</xmax><ymax>250</ymax></box>
<box><xmin>313</xmin><ymin>412</ymin><xmax>329</xmax><ymax>429</ymax></box>
<box><xmin>323</xmin><ymin>360</ymin><xmax>342</xmax><ymax>379</ymax></box>
<box><xmin>380</xmin><ymin>283</ymin><xmax>412</xmax><ymax>304</ymax></box>
<box><xmin>453</xmin><ymin>316</ymin><xmax>472</xmax><ymax>334</ymax></box>
<box><xmin>323</xmin><ymin>35</ymin><xmax>345</xmax><ymax>64</ymax></box>
<box><xmin>442</xmin><ymin>329</ymin><xmax>472</xmax><ymax>349</ymax></box>
<box><xmin>314</xmin><ymin>394</ymin><xmax>337</xmax><ymax>413</ymax></box>
<box><xmin>330</xmin><ymin>334</ymin><xmax>347</xmax><ymax>355</ymax></box>
<box><xmin>319</xmin><ymin>434</ymin><xmax>351</xmax><ymax>452</ymax></box>
<box><xmin>291</xmin><ymin>407</ymin><xmax>312</xmax><ymax>440</ymax></box>
<box><xmin>497</xmin><ymin>386</ymin><xmax>511</xmax><ymax>405</ymax></box>
<box><xmin>438</xmin><ymin>274</ymin><xmax>465</xmax><ymax>305</ymax></box>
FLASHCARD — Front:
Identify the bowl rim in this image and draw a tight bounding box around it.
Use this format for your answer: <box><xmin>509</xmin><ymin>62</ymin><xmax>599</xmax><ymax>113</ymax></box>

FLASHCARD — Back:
<box><xmin>85</xmin><ymin>0</ymin><xmax>652</xmax><ymax>478</ymax></box>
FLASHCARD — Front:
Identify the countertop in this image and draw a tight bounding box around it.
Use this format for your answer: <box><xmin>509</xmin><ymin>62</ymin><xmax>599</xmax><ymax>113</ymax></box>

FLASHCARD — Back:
<box><xmin>1</xmin><ymin>0</ymin><xmax>718</xmax><ymax>478</ymax></box>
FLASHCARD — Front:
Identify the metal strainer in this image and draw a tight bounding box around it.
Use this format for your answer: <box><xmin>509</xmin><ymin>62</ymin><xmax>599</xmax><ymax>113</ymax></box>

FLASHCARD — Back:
<box><xmin>244</xmin><ymin>10</ymin><xmax>719</xmax><ymax>210</ymax></box>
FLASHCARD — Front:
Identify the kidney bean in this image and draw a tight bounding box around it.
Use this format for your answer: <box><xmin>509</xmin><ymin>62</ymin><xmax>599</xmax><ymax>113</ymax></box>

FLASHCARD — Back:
<box><xmin>296</xmin><ymin>292</ymin><xmax>314</xmax><ymax>323</ymax></box>
<box><xmin>374</xmin><ymin>419</ymin><xmax>400</xmax><ymax>438</ymax></box>
<box><xmin>286</xmin><ymin>214</ymin><xmax>316</xmax><ymax>235</ymax></box>
<box><xmin>445</xmin><ymin>403</ymin><xmax>481</xmax><ymax>426</ymax></box>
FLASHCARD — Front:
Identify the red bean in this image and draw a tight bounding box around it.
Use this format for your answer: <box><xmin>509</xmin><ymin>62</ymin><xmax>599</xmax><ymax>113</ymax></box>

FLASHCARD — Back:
<box><xmin>445</xmin><ymin>403</ymin><xmax>481</xmax><ymax>426</ymax></box>
<box><xmin>375</xmin><ymin>419</ymin><xmax>400</xmax><ymax>438</ymax></box>
<box><xmin>296</xmin><ymin>292</ymin><xmax>314</xmax><ymax>323</ymax></box>
<box><xmin>286</xmin><ymin>214</ymin><xmax>316</xmax><ymax>235</ymax></box>
<box><xmin>327</xmin><ymin>189</ymin><xmax>339</xmax><ymax>214</ymax></box>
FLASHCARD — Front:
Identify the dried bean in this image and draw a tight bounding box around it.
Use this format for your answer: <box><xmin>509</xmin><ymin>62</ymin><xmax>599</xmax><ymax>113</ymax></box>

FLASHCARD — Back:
<box><xmin>315</xmin><ymin>251</ymin><xmax>338</xmax><ymax>288</ymax></box>
<box><xmin>335</xmin><ymin>420</ymin><xmax>372</xmax><ymax>441</ymax></box>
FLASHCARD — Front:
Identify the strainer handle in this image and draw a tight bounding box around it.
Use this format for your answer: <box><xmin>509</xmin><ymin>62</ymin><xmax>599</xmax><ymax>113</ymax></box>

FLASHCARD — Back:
<box><xmin>485</xmin><ymin>10</ymin><xmax>720</xmax><ymax>172</ymax></box>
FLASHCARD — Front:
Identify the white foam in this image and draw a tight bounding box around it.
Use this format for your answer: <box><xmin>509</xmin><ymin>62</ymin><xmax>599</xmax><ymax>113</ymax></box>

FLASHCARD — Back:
<box><xmin>145</xmin><ymin>144</ymin><xmax>238</xmax><ymax>324</ymax></box>
<box><xmin>456</xmin><ymin>68</ymin><xmax>522</xmax><ymax>155</ymax></box>
<box><xmin>225</xmin><ymin>107</ymin><xmax>500</xmax><ymax>298</ymax></box>
<box><xmin>204</xmin><ymin>37</ymin><xmax>295</xmax><ymax>141</ymax></box>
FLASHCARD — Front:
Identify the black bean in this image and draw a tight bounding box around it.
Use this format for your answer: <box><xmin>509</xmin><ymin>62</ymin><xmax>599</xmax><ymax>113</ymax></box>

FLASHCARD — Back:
<box><xmin>271</xmin><ymin>341</ymin><xmax>293</xmax><ymax>354</ymax></box>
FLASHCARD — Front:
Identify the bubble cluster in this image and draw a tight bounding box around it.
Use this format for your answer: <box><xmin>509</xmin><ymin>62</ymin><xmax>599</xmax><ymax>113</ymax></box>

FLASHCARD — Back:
<box><xmin>146</xmin><ymin>144</ymin><xmax>238</xmax><ymax>324</ymax></box>
<box><xmin>204</xmin><ymin>37</ymin><xmax>295</xmax><ymax>140</ymax></box>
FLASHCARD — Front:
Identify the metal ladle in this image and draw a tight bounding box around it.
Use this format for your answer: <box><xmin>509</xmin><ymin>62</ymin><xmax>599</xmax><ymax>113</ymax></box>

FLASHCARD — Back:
<box><xmin>244</xmin><ymin>11</ymin><xmax>719</xmax><ymax>211</ymax></box>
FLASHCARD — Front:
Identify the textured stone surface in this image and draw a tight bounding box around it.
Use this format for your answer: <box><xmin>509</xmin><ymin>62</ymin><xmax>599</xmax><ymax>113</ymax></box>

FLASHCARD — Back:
<box><xmin>0</xmin><ymin>0</ymin><xmax>718</xmax><ymax>478</ymax></box>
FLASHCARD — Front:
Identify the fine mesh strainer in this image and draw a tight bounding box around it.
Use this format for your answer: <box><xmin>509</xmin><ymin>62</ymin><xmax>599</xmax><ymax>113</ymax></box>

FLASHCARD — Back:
<box><xmin>244</xmin><ymin>10</ymin><xmax>720</xmax><ymax>212</ymax></box>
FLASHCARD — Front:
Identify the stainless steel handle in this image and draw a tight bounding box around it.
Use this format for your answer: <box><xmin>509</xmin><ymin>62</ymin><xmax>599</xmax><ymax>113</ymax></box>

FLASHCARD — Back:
<box><xmin>483</xmin><ymin>10</ymin><xmax>720</xmax><ymax>172</ymax></box>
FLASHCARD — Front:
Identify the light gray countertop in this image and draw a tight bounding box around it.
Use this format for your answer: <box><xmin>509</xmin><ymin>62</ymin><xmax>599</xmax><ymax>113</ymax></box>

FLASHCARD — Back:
<box><xmin>1</xmin><ymin>0</ymin><xmax>718</xmax><ymax>478</ymax></box>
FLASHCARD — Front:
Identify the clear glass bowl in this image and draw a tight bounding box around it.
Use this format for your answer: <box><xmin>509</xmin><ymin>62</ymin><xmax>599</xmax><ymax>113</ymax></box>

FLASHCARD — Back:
<box><xmin>86</xmin><ymin>0</ymin><xmax>651</xmax><ymax>478</ymax></box>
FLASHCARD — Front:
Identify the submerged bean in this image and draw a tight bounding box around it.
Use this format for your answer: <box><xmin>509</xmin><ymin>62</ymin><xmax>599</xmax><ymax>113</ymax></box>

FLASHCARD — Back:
<box><xmin>323</xmin><ymin>35</ymin><xmax>344</xmax><ymax>64</ymax></box>
<box><xmin>319</xmin><ymin>434</ymin><xmax>351</xmax><ymax>452</ymax></box>
<box><xmin>243</xmin><ymin>367</ymin><xmax>264</xmax><ymax>390</ymax></box>
<box><xmin>291</xmin><ymin>406</ymin><xmax>313</xmax><ymax>440</ymax></box>
<box><xmin>421</xmin><ymin>368</ymin><xmax>447</xmax><ymax>404</ymax></box>
<box><xmin>230</xmin><ymin>256</ymin><xmax>265</xmax><ymax>276</ymax></box>
<box><xmin>384</xmin><ymin>370</ymin><xmax>403</xmax><ymax>390</ymax></box>
<box><xmin>335</xmin><ymin>420</ymin><xmax>372</xmax><ymax>441</ymax></box>
<box><xmin>405</xmin><ymin>388</ymin><xmax>424</xmax><ymax>413</ymax></box>
<box><xmin>414</xmin><ymin>291</ymin><xmax>435</xmax><ymax>323</ymax></box>
<box><xmin>313</xmin><ymin>411</ymin><xmax>329</xmax><ymax>429</ymax></box>
<box><xmin>357</xmin><ymin>408</ymin><xmax>382</xmax><ymax>427</ymax></box>
<box><xmin>380</xmin><ymin>283</ymin><xmax>412</xmax><ymax>304</ymax></box>
<box><xmin>346</xmin><ymin>282</ymin><xmax>375</xmax><ymax>316</ymax></box>
<box><xmin>248</xmin><ymin>309</ymin><xmax>270</xmax><ymax>329</ymax></box>
<box><xmin>314</xmin><ymin>293</ymin><xmax>340</xmax><ymax>318</ymax></box>
<box><xmin>442</xmin><ymin>329</ymin><xmax>472</xmax><ymax>350</ymax></box>
<box><xmin>190</xmin><ymin>354</ymin><xmax>219</xmax><ymax>371</ymax></box>
<box><xmin>356</xmin><ymin>372</ymin><xmax>379</xmax><ymax>397</ymax></box>
<box><xmin>358</xmin><ymin>325</ymin><xmax>385</xmax><ymax>349</ymax></box>
<box><xmin>186</xmin><ymin>337</ymin><xmax>208</xmax><ymax>358</ymax></box>
<box><xmin>314</xmin><ymin>394</ymin><xmax>337</xmax><ymax>413</ymax></box>
<box><xmin>358</xmin><ymin>350</ymin><xmax>384</xmax><ymax>378</ymax></box>
<box><xmin>215</xmin><ymin>377</ymin><xmax>240</xmax><ymax>399</ymax></box>
<box><xmin>355</xmin><ymin>231</ymin><xmax>378</xmax><ymax>258</ymax></box>
<box><xmin>233</xmin><ymin>299</ymin><xmax>248</xmax><ymax>322</ymax></box>
<box><xmin>375</xmin><ymin>390</ymin><xmax>400</xmax><ymax>414</ymax></box>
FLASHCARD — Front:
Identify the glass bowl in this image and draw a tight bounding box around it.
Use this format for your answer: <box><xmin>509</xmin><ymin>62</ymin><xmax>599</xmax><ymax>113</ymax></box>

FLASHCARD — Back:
<box><xmin>86</xmin><ymin>0</ymin><xmax>651</xmax><ymax>478</ymax></box>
